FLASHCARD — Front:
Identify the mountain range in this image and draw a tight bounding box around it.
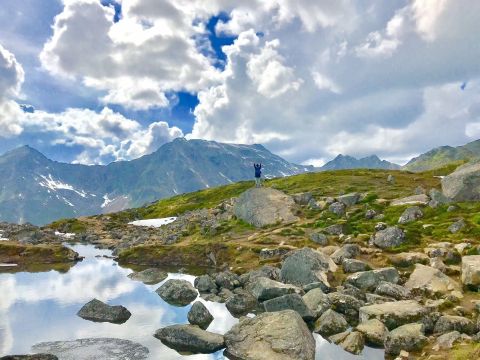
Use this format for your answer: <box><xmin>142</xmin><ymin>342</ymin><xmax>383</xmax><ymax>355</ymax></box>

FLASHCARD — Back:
<box><xmin>0</xmin><ymin>139</ymin><xmax>312</xmax><ymax>225</ymax></box>
<box><xmin>319</xmin><ymin>154</ymin><xmax>400</xmax><ymax>171</ymax></box>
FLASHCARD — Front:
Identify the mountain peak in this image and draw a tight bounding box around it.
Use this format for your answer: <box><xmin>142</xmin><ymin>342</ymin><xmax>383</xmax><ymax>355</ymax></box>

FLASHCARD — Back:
<box><xmin>321</xmin><ymin>153</ymin><xmax>400</xmax><ymax>171</ymax></box>
<box><xmin>2</xmin><ymin>145</ymin><xmax>47</xmax><ymax>160</ymax></box>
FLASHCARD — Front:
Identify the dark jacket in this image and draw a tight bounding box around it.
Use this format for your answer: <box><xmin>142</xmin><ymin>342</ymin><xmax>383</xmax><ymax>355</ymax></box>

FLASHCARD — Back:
<box><xmin>254</xmin><ymin>163</ymin><xmax>262</xmax><ymax>178</ymax></box>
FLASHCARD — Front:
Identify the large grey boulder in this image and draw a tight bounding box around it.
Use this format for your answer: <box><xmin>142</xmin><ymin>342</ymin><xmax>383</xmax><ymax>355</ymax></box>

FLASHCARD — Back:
<box><xmin>280</xmin><ymin>247</ymin><xmax>337</xmax><ymax>287</ymax></box>
<box><xmin>154</xmin><ymin>325</ymin><xmax>224</xmax><ymax>354</ymax></box>
<box><xmin>434</xmin><ymin>315</ymin><xmax>476</xmax><ymax>335</ymax></box>
<box><xmin>187</xmin><ymin>301</ymin><xmax>213</xmax><ymax>330</ymax></box>
<box><xmin>314</xmin><ymin>309</ymin><xmax>348</xmax><ymax>336</ymax></box>
<box><xmin>384</xmin><ymin>323</ymin><xmax>427</xmax><ymax>356</ymax></box>
<box><xmin>346</xmin><ymin>267</ymin><xmax>399</xmax><ymax>291</ymax></box>
<box><xmin>370</xmin><ymin>227</ymin><xmax>406</xmax><ymax>249</ymax></box>
<box><xmin>329</xmin><ymin>331</ymin><xmax>365</xmax><ymax>355</ymax></box>
<box><xmin>194</xmin><ymin>275</ymin><xmax>218</xmax><ymax>293</ymax></box>
<box><xmin>398</xmin><ymin>206</ymin><xmax>423</xmax><ymax>224</ymax></box>
<box><xmin>156</xmin><ymin>279</ymin><xmax>198</xmax><ymax>306</ymax></box>
<box><xmin>225</xmin><ymin>290</ymin><xmax>257</xmax><ymax>317</ymax></box>
<box><xmin>224</xmin><ymin>310</ymin><xmax>315</xmax><ymax>360</ymax></box>
<box><xmin>441</xmin><ymin>161</ymin><xmax>480</xmax><ymax>201</ymax></box>
<box><xmin>263</xmin><ymin>293</ymin><xmax>314</xmax><ymax>321</ymax></box>
<box><xmin>233</xmin><ymin>188</ymin><xmax>298</xmax><ymax>227</ymax></box>
<box><xmin>77</xmin><ymin>299</ymin><xmax>131</xmax><ymax>324</ymax></box>
<box><xmin>404</xmin><ymin>264</ymin><xmax>460</xmax><ymax>298</ymax></box>
<box><xmin>359</xmin><ymin>300</ymin><xmax>428</xmax><ymax>330</ymax></box>
<box><xmin>356</xmin><ymin>319</ymin><xmax>388</xmax><ymax>346</ymax></box>
<box><xmin>338</xmin><ymin>193</ymin><xmax>361</xmax><ymax>206</ymax></box>
<box><xmin>32</xmin><ymin>338</ymin><xmax>149</xmax><ymax>360</ymax></box>
<box><xmin>127</xmin><ymin>268</ymin><xmax>168</xmax><ymax>285</ymax></box>
<box><xmin>461</xmin><ymin>255</ymin><xmax>480</xmax><ymax>288</ymax></box>
<box><xmin>327</xmin><ymin>292</ymin><xmax>363</xmax><ymax>324</ymax></box>
<box><xmin>390</xmin><ymin>194</ymin><xmax>429</xmax><ymax>206</ymax></box>
<box><xmin>246</xmin><ymin>276</ymin><xmax>300</xmax><ymax>301</ymax></box>
<box><xmin>331</xmin><ymin>244</ymin><xmax>360</xmax><ymax>265</ymax></box>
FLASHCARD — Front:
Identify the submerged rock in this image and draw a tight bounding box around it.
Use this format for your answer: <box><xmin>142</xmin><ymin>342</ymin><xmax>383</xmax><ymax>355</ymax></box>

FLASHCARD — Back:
<box><xmin>224</xmin><ymin>310</ymin><xmax>315</xmax><ymax>360</ymax></box>
<box><xmin>156</xmin><ymin>279</ymin><xmax>197</xmax><ymax>306</ymax></box>
<box><xmin>32</xmin><ymin>338</ymin><xmax>149</xmax><ymax>360</ymax></box>
<box><xmin>154</xmin><ymin>325</ymin><xmax>224</xmax><ymax>354</ymax></box>
<box><xmin>187</xmin><ymin>301</ymin><xmax>214</xmax><ymax>330</ymax></box>
<box><xmin>77</xmin><ymin>299</ymin><xmax>131</xmax><ymax>324</ymax></box>
<box><xmin>127</xmin><ymin>268</ymin><xmax>168</xmax><ymax>285</ymax></box>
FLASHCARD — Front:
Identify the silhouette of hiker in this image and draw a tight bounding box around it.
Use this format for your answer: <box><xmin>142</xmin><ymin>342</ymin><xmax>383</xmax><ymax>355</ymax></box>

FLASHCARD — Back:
<box><xmin>254</xmin><ymin>163</ymin><xmax>262</xmax><ymax>188</ymax></box>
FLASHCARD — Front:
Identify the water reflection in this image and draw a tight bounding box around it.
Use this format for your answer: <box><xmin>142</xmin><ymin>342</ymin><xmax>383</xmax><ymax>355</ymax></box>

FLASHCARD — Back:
<box><xmin>0</xmin><ymin>244</ymin><xmax>383</xmax><ymax>359</ymax></box>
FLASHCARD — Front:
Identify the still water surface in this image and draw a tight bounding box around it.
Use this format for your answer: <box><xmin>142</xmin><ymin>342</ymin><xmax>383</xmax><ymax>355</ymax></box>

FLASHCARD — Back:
<box><xmin>0</xmin><ymin>244</ymin><xmax>384</xmax><ymax>359</ymax></box>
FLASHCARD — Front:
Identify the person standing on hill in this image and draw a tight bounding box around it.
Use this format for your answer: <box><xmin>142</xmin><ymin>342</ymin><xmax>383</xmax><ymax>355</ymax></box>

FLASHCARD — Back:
<box><xmin>254</xmin><ymin>163</ymin><xmax>262</xmax><ymax>187</ymax></box>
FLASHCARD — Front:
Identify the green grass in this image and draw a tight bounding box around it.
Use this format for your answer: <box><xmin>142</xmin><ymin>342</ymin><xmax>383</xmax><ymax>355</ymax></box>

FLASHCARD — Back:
<box><xmin>48</xmin><ymin>218</ymin><xmax>87</xmax><ymax>233</ymax></box>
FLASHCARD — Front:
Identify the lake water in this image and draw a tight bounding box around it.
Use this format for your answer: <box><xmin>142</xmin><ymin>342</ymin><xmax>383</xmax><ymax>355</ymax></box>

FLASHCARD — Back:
<box><xmin>0</xmin><ymin>244</ymin><xmax>384</xmax><ymax>360</ymax></box>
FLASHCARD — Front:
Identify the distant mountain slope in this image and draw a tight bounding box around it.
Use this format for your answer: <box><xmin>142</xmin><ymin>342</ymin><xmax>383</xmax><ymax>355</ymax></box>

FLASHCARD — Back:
<box><xmin>0</xmin><ymin>139</ymin><xmax>311</xmax><ymax>225</ymax></box>
<box><xmin>403</xmin><ymin>139</ymin><xmax>480</xmax><ymax>172</ymax></box>
<box><xmin>320</xmin><ymin>154</ymin><xmax>400</xmax><ymax>171</ymax></box>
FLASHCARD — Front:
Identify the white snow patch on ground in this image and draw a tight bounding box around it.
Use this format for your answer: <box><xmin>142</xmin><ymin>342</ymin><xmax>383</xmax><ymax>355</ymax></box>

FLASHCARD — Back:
<box><xmin>55</xmin><ymin>231</ymin><xmax>76</xmax><ymax>239</ymax></box>
<box><xmin>129</xmin><ymin>217</ymin><xmax>177</xmax><ymax>228</ymax></box>
<box><xmin>0</xmin><ymin>231</ymin><xmax>8</xmax><ymax>241</ymax></box>
<box><xmin>39</xmin><ymin>174</ymin><xmax>88</xmax><ymax>198</ymax></box>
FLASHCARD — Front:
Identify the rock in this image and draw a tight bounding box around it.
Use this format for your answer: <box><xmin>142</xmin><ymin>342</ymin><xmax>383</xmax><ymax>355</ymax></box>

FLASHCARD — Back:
<box><xmin>239</xmin><ymin>265</ymin><xmax>280</xmax><ymax>285</ymax></box>
<box><xmin>398</xmin><ymin>206</ymin><xmax>423</xmax><ymax>224</ymax></box>
<box><xmin>225</xmin><ymin>290</ymin><xmax>257</xmax><ymax>317</ymax></box>
<box><xmin>371</xmin><ymin>226</ymin><xmax>406</xmax><ymax>249</ymax></box>
<box><xmin>187</xmin><ymin>301</ymin><xmax>214</xmax><ymax>330</ymax></box>
<box><xmin>259</xmin><ymin>248</ymin><xmax>289</xmax><ymax>259</ymax></box>
<box><xmin>77</xmin><ymin>299</ymin><xmax>131</xmax><ymax>324</ymax></box>
<box><xmin>461</xmin><ymin>255</ymin><xmax>480</xmax><ymax>288</ymax></box>
<box><xmin>233</xmin><ymin>188</ymin><xmax>298</xmax><ymax>227</ymax></box>
<box><xmin>375</xmin><ymin>222</ymin><xmax>387</xmax><ymax>231</ymax></box>
<box><xmin>329</xmin><ymin>202</ymin><xmax>346</xmax><ymax>216</ymax></box>
<box><xmin>280</xmin><ymin>247</ymin><xmax>337</xmax><ymax>287</ymax></box>
<box><xmin>156</xmin><ymin>279</ymin><xmax>198</xmax><ymax>306</ymax></box>
<box><xmin>154</xmin><ymin>325</ymin><xmax>224</xmax><ymax>354</ymax></box>
<box><xmin>430</xmin><ymin>257</ymin><xmax>447</xmax><ymax>273</ymax></box>
<box><xmin>434</xmin><ymin>315</ymin><xmax>476</xmax><ymax>335</ymax></box>
<box><xmin>309</xmin><ymin>232</ymin><xmax>328</xmax><ymax>245</ymax></box>
<box><xmin>389</xmin><ymin>252</ymin><xmax>429</xmax><ymax>267</ymax></box>
<box><xmin>263</xmin><ymin>293</ymin><xmax>314</xmax><ymax>321</ymax></box>
<box><xmin>342</xmin><ymin>258</ymin><xmax>370</xmax><ymax>273</ymax></box>
<box><xmin>338</xmin><ymin>193</ymin><xmax>361</xmax><ymax>206</ymax></box>
<box><xmin>247</xmin><ymin>276</ymin><xmax>300</xmax><ymax>301</ymax></box>
<box><xmin>0</xmin><ymin>356</ymin><xmax>58</xmax><ymax>360</ymax></box>
<box><xmin>365</xmin><ymin>293</ymin><xmax>395</xmax><ymax>304</ymax></box>
<box><xmin>441</xmin><ymin>161</ymin><xmax>480</xmax><ymax>201</ymax></box>
<box><xmin>359</xmin><ymin>300</ymin><xmax>428</xmax><ymax>330</ymax></box>
<box><xmin>194</xmin><ymin>275</ymin><xmax>218</xmax><ymax>293</ymax></box>
<box><xmin>32</xmin><ymin>338</ymin><xmax>149</xmax><ymax>360</ymax></box>
<box><xmin>375</xmin><ymin>282</ymin><xmax>411</xmax><ymax>300</ymax></box>
<box><xmin>346</xmin><ymin>267</ymin><xmax>399</xmax><ymax>291</ymax></box>
<box><xmin>302</xmin><ymin>288</ymin><xmax>331</xmax><ymax>318</ymax></box>
<box><xmin>331</xmin><ymin>244</ymin><xmax>360</xmax><ymax>265</ymax></box>
<box><xmin>327</xmin><ymin>292</ymin><xmax>363</xmax><ymax>324</ymax></box>
<box><xmin>390</xmin><ymin>194</ymin><xmax>430</xmax><ymax>206</ymax></box>
<box><xmin>404</xmin><ymin>264</ymin><xmax>460</xmax><ymax>298</ymax></box>
<box><xmin>338</xmin><ymin>283</ymin><xmax>367</xmax><ymax>301</ymax></box>
<box><xmin>224</xmin><ymin>310</ymin><xmax>315</xmax><ymax>360</ymax></box>
<box><xmin>447</xmin><ymin>205</ymin><xmax>458</xmax><ymax>212</ymax></box>
<box><xmin>432</xmin><ymin>331</ymin><xmax>463</xmax><ymax>350</ymax></box>
<box><xmin>429</xmin><ymin>189</ymin><xmax>451</xmax><ymax>208</ymax></box>
<box><xmin>127</xmin><ymin>268</ymin><xmax>168</xmax><ymax>285</ymax></box>
<box><xmin>415</xmin><ymin>186</ymin><xmax>427</xmax><ymax>195</ymax></box>
<box><xmin>449</xmin><ymin>219</ymin><xmax>466</xmax><ymax>234</ymax></box>
<box><xmin>384</xmin><ymin>323</ymin><xmax>427</xmax><ymax>356</ymax></box>
<box><xmin>314</xmin><ymin>309</ymin><xmax>348</xmax><ymax>336</ymax></box>
<box><xmin>215</xmin><ymin>271</ymin><xmax>240</xmax><ymax>290</ymax></box>
<box><xmin>302</xmin><ymin>281</ymin><xmax>331</xmax><ymax>293</ymax></box>
<box><xmin>293</xmin><ymin>192</ymin><xmax>313</xmax><ymax>205</ymax></box>
<box><xmin>308</xmin><ymin>198</ymin><xmax>326</xmax><ymax>210</ymax></box>
<box><xmin>365</xmin><ymin>209</ymin><xmax>377</xmax><ymax>219</ymax></box>
<box><xmin>324</xmin><ymin>223</ymin><xmax>346</xmax><ymax>235</ymax></box>
<box><xmin>329</xmin><ymin>331</ymin><xmax>365</xmax><ymax>355</ymax></box>
<box><xmin>356</xmin><ymin>319</ymin><xmax>388</xmax><ymax>346</ymax></box>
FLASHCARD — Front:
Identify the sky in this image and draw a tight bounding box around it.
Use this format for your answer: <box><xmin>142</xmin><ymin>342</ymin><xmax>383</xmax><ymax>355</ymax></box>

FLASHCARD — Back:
<box><xmin>0</xmin><ymin>0</ymin><xmax>479</xmax><ymax>166</ymax></box>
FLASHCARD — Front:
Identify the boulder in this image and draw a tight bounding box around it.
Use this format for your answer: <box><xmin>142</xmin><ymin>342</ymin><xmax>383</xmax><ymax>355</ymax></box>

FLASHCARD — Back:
<box><xmin>302</xmin><ymin>288</ymin><xmax>331</xmax><ymax>318</ymax></box>
<box><xmin>432</xmin><ymin>331</ymin><xmax>464</xmax><ymax>350</ymax></box>
<box><xmin>263</xmin><ymin>293</ymin><xmax>314</xmax><ymax>321</ymax></box>
<box><xmin>224</xmin><ymin>310</ymin><xmax>315</xmax><ymax>360</ymax></box>
<box><xmin>247</xmin><ymin>276</ymin><xmax>300</xmax><ymax>301</ymax></box>
<box><xmin>375</xmin><ymin>282</ymin><xmax>411</xmax><ymax>300</ymax></box>
<box><xmin>398</xmin><ymin>206</ymin><xmax>423</xmax><ymax>224</ymax></box>
<box><xmin>356</xmin><ymin>319</ymin><xmax>388</xmax><ymax>346</ymax></box>
<box><xmin>233</xmin><ymin>188</ymin><xmax>298</xmax><ymax>227</ymax></box>
<box><xmin>194</xmin><ymin>275</ymin><xmax>218</xmax><ymax>293</ymax></box>
<box><xmin>331</xmin><ymin>244</ymin><xmax>360</xmax><ymax>265</ymax></box>
<box><xmin>449</xmin><ymin>219</ymin><xmax>466</xmax><ymax>234</ymax></box>
<box><xmin>225</xmin><ymin>290</ymin><xmax>257</xmax><ymax>317</ymax></box>
<box><xmin>239</xmin><ymin>265</ymin><xmax>280</xmax><ymax>285</ymax></box>
<box><xmin>327</xmin><ymin>292</ymin><xmax>363</xmax><ymax>324</ymax></box>
<box><xmin>214</xmin><ymin>271</ymin><xmax>240</xmax><ymax>290</ymax></box>
<box><xmin>429</xmin><ymin>189</ymin><xmax>451</xmax><ymax>208</ymax></box>
<box><xmin>77</xmin><ymin>299</ymin><xmax>131</xmax><ymax>324</ymax></box>
<box><xmin>365</xmin><ymin>209</ymin><xmax>377</xmax><ymax>219</ymax></box>
<box><xmin>329</xmin><ymin>202</ymin><xmax>346</xmax><ymax>216</ymax></box>
<box><xmin>371</xmin><ymin>227</ymin><xmax>406</xmax><ymax>249</ymax></box>
<box><xmin>309</xmin><ymin>232</ymin><xmax>328</xmax><ymax>245</ymax></box>
<box><xmin>154</xmin><ymin>325</ymin><xmax>224</xmax><ymax>354</ymax></box>
<box><xmin>342</xmin><ymin>258</ymin><xmax>370</xmax><ymax>273</ymax></box>
<box><xmin>338</xmin><ymin>193</ymin><xmax>361</xmax><ymax>206</ymax></box>
<box><xmin>314</xmin><ymin>309</ymin><xmax>348</xmax><ymax>336</ymax></box>
<box><xmin>127</xmin><ymin>268</ymin><xmax>168</xmax><ymax>285</ymax></box>
<box><xmin>32</xmin><ymin>338</ymin><xmax>149</xmax><ymax>360</ymax></box>
<box><xmin>187</xmin><ymin>301</ymin><xmax>214</xmax><ymax>330</ymax></box>
<box><xmin>389</xmin><ymin>252</ymin><xmax>429</xmax><ymax>267</ymax></box>
<box><xmin>329</xmin><ymin>331</ymin><xmax>365</xmax><ymax>355</ymax></box>
<box><xmin>390</xmin><ymin>194</ymin><xmax>430</xmax><ymax>206</ymax></box>
<box><xmin>384</xmin><ymin>323</ymin><xmax>427</xmax><ymax>356</ymax></box>
<box><xmin>280</xmin><ymin>247</ymin><xmax>337</xmax><ymax>287</ymax></box>
<box><xmin>461</xmin><ymin>255</ymin><xmax>480</xmax><ymax>288</ymax></box>
<box><xmin>434</xmin><ymin>315</ymin><xmax>476</xmax><ymax>335</ymax></box>
<box><xmin>156</xmin><ymin>279</ymin><xmax>198</xmax><ymax>306</ymax></box>
<box><xmin>346</xmin><ymin>267</ymin><xmax>399</xmax><ymax>291</ymax></box>
<box><xmin>441</xmin><ymin>161</ymin><xmax>480</xmax><ymax>201</ymax></box>
<box><xmin>404</xmin><ymin>264</ymin><xmax>460</xmax><ymax>298</ymax></box>
<box><xmin>324</xmin><ymin>224</ymin><xmax>346</xmax><ymax>236</ymax></box>
<box><xmin>359</xmin><ymin>300</ymin><xmax>428</xmax><ymax>330</ymax></box>
<box><xmin>292</xmin><ymin>192</ymin><xmax>313</xmax><ymax>205</ymax></box>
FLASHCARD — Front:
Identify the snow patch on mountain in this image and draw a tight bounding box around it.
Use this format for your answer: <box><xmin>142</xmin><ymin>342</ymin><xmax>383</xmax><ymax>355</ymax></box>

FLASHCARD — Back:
<box><xmin>38</xmin><ymin>174</ymin><xmax>89</xmax><ymax>198</ymax></box>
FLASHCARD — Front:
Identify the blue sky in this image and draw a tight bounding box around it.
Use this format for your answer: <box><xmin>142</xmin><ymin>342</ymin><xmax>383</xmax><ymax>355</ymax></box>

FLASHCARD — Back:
<box><xmin>0</xmin><ymin>0</ymin><xmax>479</xmax><ymax>165</ymax></box>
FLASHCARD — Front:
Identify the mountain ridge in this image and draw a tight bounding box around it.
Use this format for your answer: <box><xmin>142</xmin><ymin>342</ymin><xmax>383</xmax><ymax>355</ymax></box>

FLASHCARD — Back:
<box><xmin>320</xmin><ymin>154</ymin><xmax>400</xmax><ymax>171</ymax></box>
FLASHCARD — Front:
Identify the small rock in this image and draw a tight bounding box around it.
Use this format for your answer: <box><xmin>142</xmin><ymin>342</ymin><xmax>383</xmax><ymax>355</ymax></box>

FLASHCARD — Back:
<box><xmin>389</xmin><ymin>252</ymin><xmax>429</xmax><ymax>267</ymax></box>
<box><xmin>225</xmin><ymin>290</ymin><xmax>257</xmax><ymax>317</ymax></box>
<box><xmin>342</xmin><ymin>258</ymin><xmax>370</xmax><ymax>273</ymax></box>
<box><xmin>356</xmin><ymin>319</ymin><xmax>388</xmax><ymax>346</ymax></box>
<box><xmin>187</xmin><ymin>301</ymin><xmax>214</xmax><ymax>330</ymax></box>
<box><xmin>338</xmin><ymin>193</ymin><xmax>361</xmax><ymax>207</ymax></box>
<box><xmin>428</xmin><ymin>189</ymin><xmax>450</xmax><ymax>208</ymax></box>
<box><xmin>434</xmin><ymin>315</ymin><xmax>476</xmax><ymax>335</ymax></box>
<box><xmin>154</xmin><ymin>325</ymin><xmax>225</xmax><ymax>354</ymax></box>
<box><xmin>359</xmin><ymin>300</ymin><xmax>428</xmax><ymax>330</ymax></box>
<box><xmin>324</xmin><ymin>224</ymin><xmax>346</xmax><ymax>236</ymax></box>
<box><xmin>375</xmin><ymin>282</ymin><xmax>411</xmax><ymax>300</ymax></box>
<box><xmin>194</xmin><ymin>275</ymin><xmax>217</xmax><ymax>293</ymax></box>
<box><xmin>398</xmin><ymin>206</ymin><xmax>423</xmax><ymax>224</ymax></box>
<box><xmin>331</xmin><ymin>244</ymin><xmax>360</xmax><ymax>265</ymax></box>
<box><xmin>77</xmin><ymin>299</ymin><xmax>131</xmax><ymax>324</ymax></box>
<box><xmin>327</xmin><ymin>292</ymin><xmax>363</xmax><ymax>324</ymax></box>
<box><xmin>365</xmin><ymin>209</ymin><xmax>377</xmax><ymax>219</ymax></box>
<box><xmin>314</xmin><ymin>309</ymin><xmax>348</xmax><ymax>336</ymax></box>
<box><xmin>371</xmin><ymin>226</ymin><xmax>406</xmax><ymax>249</ymax></box>
<box><xmin>247</xmin><ymin>277</ymin><xmax>300</xmax><ymax>301</ymax></box>
<box><xmin>156</xmin><ymin>279</ymin><xmax>198</xmax><ymax>306</ymax></box>
<box><xmin>404</xmin><ymin>264</ymin><xmax>460</xmax><ymax>298</ymax></box>
<box><xmin>309</xmin><ymin>232</ymin><xmax>328</xmax><ymax>245</ymax></box>
<box><xmin>462</xmin><ymin>255</ymin><xmax>480</xmax><ymax>288</ymax></box>
<box><xmin>384</xmin><ymin>323</ymin><xmax>427</xmax><ymax>356</ymax></box>
<box><xmin>346</xmin><ymin>267</ymin><xmax>399</xmax><ymax>291</ymax></box>
<box><xmin>329</xmin><ymin>331</ymin><xmax>365</xmax><ymax>355</ymax></box>
<box><xmin>447</xmin><ymin>205</ymin><xmax>458</xmax><ymax>212</ymax></box>
<box><xmin>128</xmin><ymin>268</ymin><xmax>168</xmax><ymax>285</ymax></box>
<box><xmin>374</xmin><ymin>222</ymin><xmax>387</xmax><ymax>231</ymax></box>
<box><xmin>449</xmin><ymin>219</ymin><xmax>466</xmax><ymax>234</ymax></box>
<box><xmin>387</xmin><ymin>175</ymin><xmax>395</xmax><ymax>184</ymax></box>
<box><xmin>215</xmin><ymin>271</ymin><xmax>240</xmax><ymax>290</ymax></box>
<box><xmin>390</xmin><ymin>194</ymin><xmax>430</xmax><ymax>206</ymax></box>
<box><xmin>432</xmin><ymin>331</ymin><xmax>463</xmax><ymax>350</ymax></box>
<box><xmin>263</xmin><ymin>293</ymin><xmax>314</xmax><ymax>321</ymax></box>
<box><xmin>302</xmin><ymin>288</ymin><xmax>331</xmax><ymax>318</ymax></box>
<box><xmin>329</xmin><ymin>202</ymin><xmax>346</xmax><ymax>217</ymax></box>
<box><xmin>293</xmin><ymin>192</ymin><xmax>313</xmax><ymax>205</ymax></box>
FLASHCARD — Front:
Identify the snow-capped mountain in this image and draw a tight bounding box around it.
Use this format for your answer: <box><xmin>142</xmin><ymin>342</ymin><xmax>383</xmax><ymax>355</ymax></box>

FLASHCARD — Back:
<box><xmin>0</xmin><ymin>139</ymin><xmax>312</xmax><ymax>225</ymax></box>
